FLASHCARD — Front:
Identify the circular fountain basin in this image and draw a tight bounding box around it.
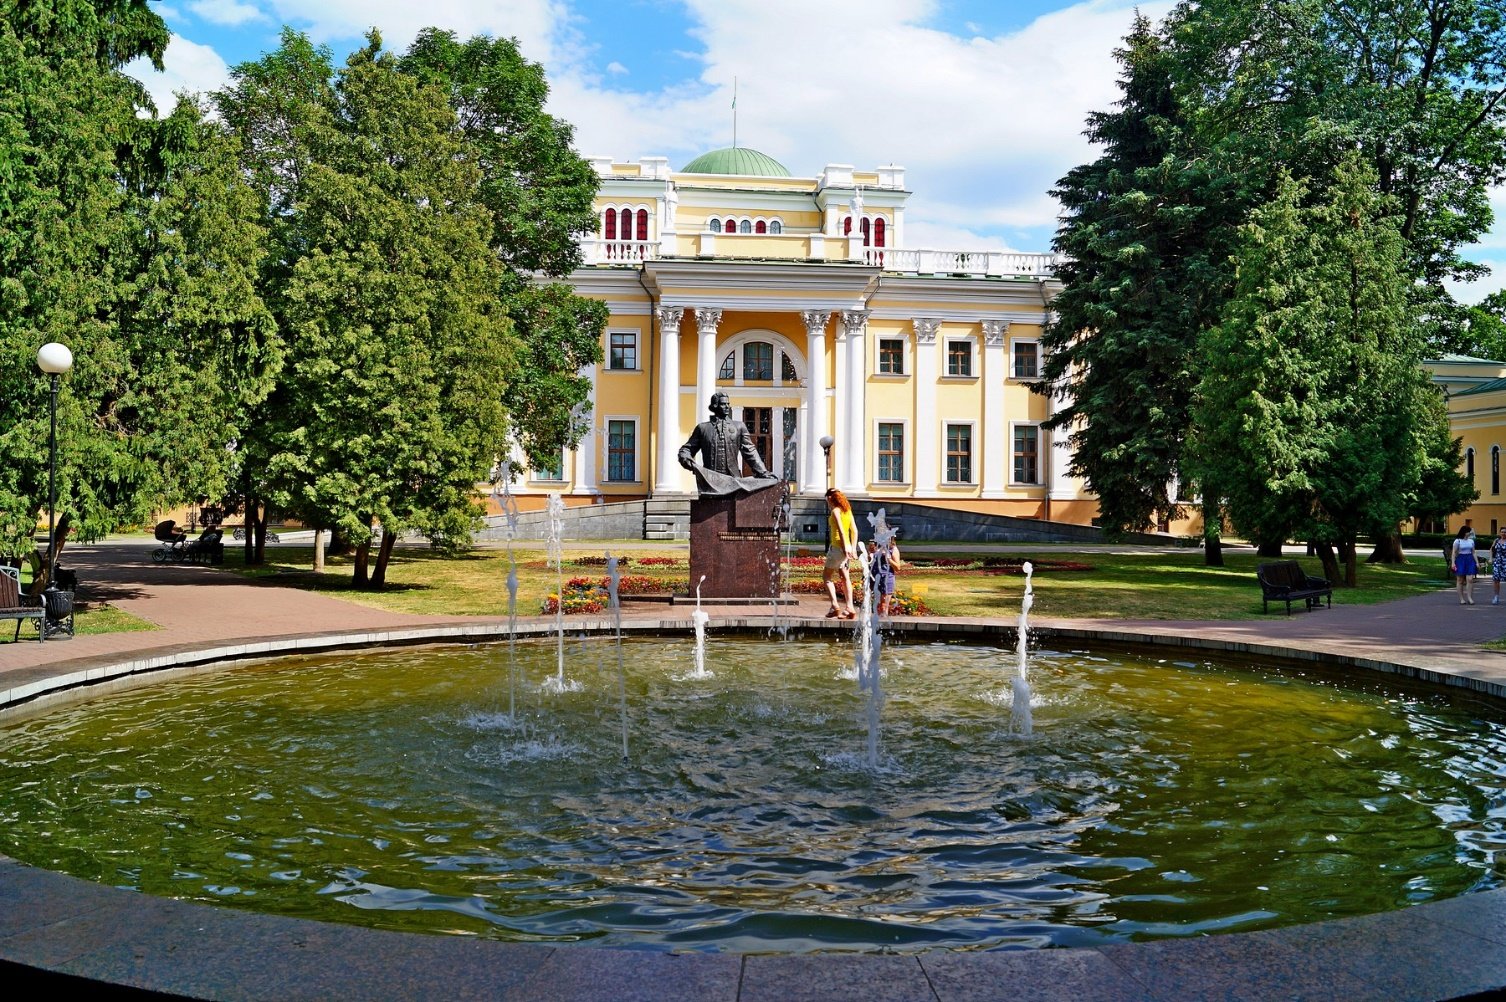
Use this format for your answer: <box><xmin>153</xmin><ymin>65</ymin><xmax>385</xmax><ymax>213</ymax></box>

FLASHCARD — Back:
<box><xmin>0</xmin><ymin>635</ymin><xmax>1501</xmax><ymax>956</ymax></box>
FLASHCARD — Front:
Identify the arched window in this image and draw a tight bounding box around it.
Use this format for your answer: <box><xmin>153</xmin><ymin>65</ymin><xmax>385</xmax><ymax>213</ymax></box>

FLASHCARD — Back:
<box><xmin>1468</xmin><ymin>447</ymin><xmax>1477</xmax><ymax>481</ymax></box>
<box><xmin>770</xmin><ymin>220</ymin><xmax>782</xmax><ymax>234</ymax></box>
<box><xmin>860</xmin><ymin>217</ymin><xmax>871</xmax><ymax>245</ymax></box>
<box><xmin>1493</xmin><ymin>446</ymin><xmax>1500</xmax><ymax>495</ymax></box>
<box><xmin>739</xmin><ymin>219</ymin><xmax>752</xmax><ymax>234</ymax></box>
<box><xmin>781</xmin><ymin>351</ymin><xmax>797</xmax><ymax>382</ymax></box>
<box><xmin>873</xmin><ymin>217</ymin><xmax>886</xmax><ymax>247</ymax></box>
<box><xmin>724</xmin><ymin>219</ymin><xmax>736</xmax><ymax>233</ymax></box>
<box><xmin>843</xmin><ymin>217</ymin><xmax>852</xmax><ymax>236</ymax></box>
<box><xmin>755</xmin><ymin>220</ymin><xmax>767</xmax><ymax>234</ymax></box>
<box><xmin>604</xmin><ymin>208</ymin><xmax>616</xmax><ymax>241</ymax></box>
<box><xmin>708</xmin><ymin>218</ymin><xmax>721</xmax><ymax>232</ymax></box>
<box><xmin>719</xmin><ymin>352</ymin><xmax>735</xmax><ymax>380</ymax></box>
<box><xmin>635</xmin><ymin>208</ymin><xmax>648</xmax><ymax>241</ymax></box>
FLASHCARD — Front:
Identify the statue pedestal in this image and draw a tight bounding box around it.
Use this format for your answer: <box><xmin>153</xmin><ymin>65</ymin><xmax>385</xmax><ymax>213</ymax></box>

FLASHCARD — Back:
<box><xmin>688</xmin><ymin>481</ymin><xmax>788</xmax><ymax>599</ymax></box>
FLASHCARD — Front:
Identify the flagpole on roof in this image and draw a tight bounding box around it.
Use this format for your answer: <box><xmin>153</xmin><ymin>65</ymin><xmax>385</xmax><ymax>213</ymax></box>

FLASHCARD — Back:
<box><xmin>732</xmin><ymin>77</ymin><xmax>737</xmax><ymax>149</ymax></box>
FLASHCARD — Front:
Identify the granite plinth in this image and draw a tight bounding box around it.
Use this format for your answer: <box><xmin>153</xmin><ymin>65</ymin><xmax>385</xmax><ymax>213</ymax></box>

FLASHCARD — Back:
<box><xmin>688</xmin><ymin>481</ymin><xmax>787</xmax><ymax>599</ymax></box>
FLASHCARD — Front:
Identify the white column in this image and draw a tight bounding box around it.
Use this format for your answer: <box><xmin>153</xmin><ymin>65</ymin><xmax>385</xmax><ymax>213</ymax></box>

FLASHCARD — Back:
<box><xmin>694</xmin><ymin>307</ymin><xmax>722</xmax><ymax>418</ymax></box>
<box><xmin>839</xmin><ymin>310</ymin><xmax>869</xmax><ymax>493</ymax></box>
<box><xmin>654</xmin><ymin>306</ymin><xmax>685</xmax><ymax>494</ymax></box>
<box><xmin>981</xmin><ymin>319</ymin><xmax>1009</xmax><ymax>498</ymax></box>
<box><xmin>801</xmin><ymin>310</ymin><xmax>830</xmax><ymax>493</ymax></box>
<box><xmin>571</xmin><ymin>365</ymin><xmax>599</xmax><ymax>495</ymax></box>
<box><xmin>912</xmin><ymin>318</ymin><xmax>941</xmax><ymax>495</ymax></box>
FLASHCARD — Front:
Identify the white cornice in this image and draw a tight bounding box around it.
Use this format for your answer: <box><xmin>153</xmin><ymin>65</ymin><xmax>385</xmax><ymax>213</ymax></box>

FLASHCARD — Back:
<box><xmin>673</xmin><ymin>188</ymin><xmax>818</xmax><ymax>212</ymax></box>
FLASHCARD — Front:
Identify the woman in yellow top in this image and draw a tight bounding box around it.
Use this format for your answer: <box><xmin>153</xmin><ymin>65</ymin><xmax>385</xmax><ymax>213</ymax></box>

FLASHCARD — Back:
<box><xmin>823</xmin><ymin>488</ymin><xmax>859</xmax><ymax>619</ymax></box>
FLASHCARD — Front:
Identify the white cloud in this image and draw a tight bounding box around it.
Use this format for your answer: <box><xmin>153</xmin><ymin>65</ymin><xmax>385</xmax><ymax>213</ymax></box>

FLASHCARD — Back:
<box><xmin>606</xmin><ymin>60</ymin><xmax>628</xmax><ymax>75</ymax></box>
<box><xmin>543</xmin><ymin>0</ymin><xmax>1170</xmax><ymax>249</ymax></box>
<box><xmin>266</xmin><ymin>0</ymin><xmax>573</xmax><ymax>65</ymax></box>
<box><xmin>188</xmin><ymin>0</ymin><xmax>268</xmax><ymax>28</ymax></box>
<box><xmin>124</xmin><ymin>35</ymin><xmax>233</xmax><ymax>114</ymax></box>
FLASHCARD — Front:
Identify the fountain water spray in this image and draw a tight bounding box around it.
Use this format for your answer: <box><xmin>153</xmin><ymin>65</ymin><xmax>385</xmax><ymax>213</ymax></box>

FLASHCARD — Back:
<box><xmin>543</xmin><ymin>493</ymin><xmax>572</xmax><ymax>693</ymax></box>
<box><xmin>689</xmin><ymin>575</ymin><xmax>711</xmax><ymax>679</ymax></box>
<box><xmin>606</xmin><ymin>552</ymin><xmax>628</xmax><ymax>758</ymax></box>
<box><xmin>1012</xmin><ymin>561</ymin><xmax>1035</xmax><ymax>735</ymax></box>
<box><xmin>855</xmin><ymin>508</ymin><xmax>898</xmax><ymax>769</ymax></box>
<box><xmin>493</xmin><ymin>461</ymin><xmax>522</xmax><ymax>720</ymax></box>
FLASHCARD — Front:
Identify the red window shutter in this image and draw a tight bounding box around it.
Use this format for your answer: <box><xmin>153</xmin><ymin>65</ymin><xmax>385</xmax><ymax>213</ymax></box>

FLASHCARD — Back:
<box><xmin>604</xmin><ymin>208</ymin><xmax>616</xmax><ymax>241</ymax></box>
<box><xmin>636</xmin><ymin>208</ymin><xmax>648</xmax><ymax>240</ymax></box>
<box><xmin>755</xmin><ymin>220</ymin><xmax>767</xmax><ymax>234</ymax></box>
<box><xmin>844</xmin><ymin>217</ymin><xmax>852</xmax><ymax>235</ymax></box>
<box><xmin>861</xmin><ymin>217</ymin><xmax>871</xmax><ymax>245</ymax></box>
<box><xmin>874</xmin><ymin>218</ymin><xmax>886</xmax><ymax>247</ymax></box>
<box><xmin>725</xmin><ymin>219</ymin><xmax>735</xmax><ymax>233</ymax></box>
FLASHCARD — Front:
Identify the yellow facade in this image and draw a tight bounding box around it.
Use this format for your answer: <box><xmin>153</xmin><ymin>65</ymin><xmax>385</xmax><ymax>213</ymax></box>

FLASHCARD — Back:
<box><xmin>519</xmin><ymin>147</ymin><xmax>1096</xmax><ymax>524</ymax></box>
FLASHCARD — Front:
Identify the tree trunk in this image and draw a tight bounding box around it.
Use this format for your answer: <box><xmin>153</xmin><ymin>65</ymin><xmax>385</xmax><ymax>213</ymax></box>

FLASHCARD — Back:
<box><xmin>1256</xmin><ymin>539</ymin><xmax>1285</xmax><ymax>558</ymax></box>
<box><xmin>1202</xmin><ymin>500</ymin><xmax>1223</xmax><ymax>567</ymax></box>
<box><xmin>1366</xmin><ymin>530</ymin><xmax>1406</xmax><ymax>563</ymax></box>
<box><xmin>352</xmin><ymin>519</ymin><xmax>371</xmax><ymax>588</ymax></box>
<box><xmin>1314</xmin><ymin>541</ymin><xmax>1341</xmax><ymax>585</ymax></box>
<box><xmin>253</xmin><ymin>510</ymin><xmax>267</xmax><ymax>565</ymax></box>
<box><xmin>1339</xmin><ymin>537</ymin><xmax>1358</xmax><ymax>587</ymax></box>
<box><xmin>312</xmin><ymin>527</ymin><xmax>325</xmax><ymax>572</ymax></box>
<box><xmin>243</xmin><ymin>497</ymin><xmax>261</xmax><ymax>566</ymax></box>
<box><xmin>371</xmin><ymin>528</ymin><xmax>398</xmax><ymax>589</ymax></box>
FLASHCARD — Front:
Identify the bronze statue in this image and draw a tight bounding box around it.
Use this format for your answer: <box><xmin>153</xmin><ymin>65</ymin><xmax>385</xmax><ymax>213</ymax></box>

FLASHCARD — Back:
<box><xmin>678</xmin><ymin>391</ymin><xmax>780</xmax><ymax>496</ymax></box>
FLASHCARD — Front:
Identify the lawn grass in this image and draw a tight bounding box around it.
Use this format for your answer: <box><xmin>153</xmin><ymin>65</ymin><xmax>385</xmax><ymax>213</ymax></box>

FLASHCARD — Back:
<box><xmin>0</xmin><ymin>567</ymin><xmax>158</xmax><ymax>644</ymax></box>
<box><xmin>219</xmin><ymin>543</ymin><xmax>1447</xmax><ymax>622</ymax></box>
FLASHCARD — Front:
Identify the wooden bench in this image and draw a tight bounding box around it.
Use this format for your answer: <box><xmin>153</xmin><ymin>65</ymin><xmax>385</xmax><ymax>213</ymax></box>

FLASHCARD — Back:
<box><xmin>0</xmin><ymin>566</ymin><xmax>45</xmax><ymax>642</ymax></box>
<box><xmin>1256</xmin><ymin>560</ymin><xmax>1333</xmax><ymax>615</ymax></box>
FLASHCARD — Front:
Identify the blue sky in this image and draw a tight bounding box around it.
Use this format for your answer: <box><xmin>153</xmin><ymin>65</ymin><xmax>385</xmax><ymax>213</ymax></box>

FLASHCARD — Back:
<box><xmin>133</xmin><ymin>0</ymin><xmax>1506</xmax><ymax>302</ymax></box>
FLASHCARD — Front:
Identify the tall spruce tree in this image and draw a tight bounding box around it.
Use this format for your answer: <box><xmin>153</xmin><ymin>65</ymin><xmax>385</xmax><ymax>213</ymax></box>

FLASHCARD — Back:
<box><xmin>1192</xmin><ymin>152</ymin><xmax>1426</xmax><ymax>585</ymax></box>
<box><xmin>1036</xmin><ymin>15</ymin><xmax>1239</xmax><ymax>553</ymax></box>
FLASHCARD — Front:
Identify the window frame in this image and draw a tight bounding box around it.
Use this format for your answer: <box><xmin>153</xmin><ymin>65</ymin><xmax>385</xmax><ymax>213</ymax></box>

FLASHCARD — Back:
<box><xmin>944</xmin><ymin>337</ymin><xmax>977</xmax><ymax>379</ymax></box>
<box><xmin>528</xmin><ymin>450</ymin><xmax>567</xmax><ymax>484</ymax></box>
<box><xmin>1011</xmin><ymin>422</ymin><xmax>1041</xmax><ymax>486</ymax></box>
<box><xmin>604</xmin><ymin>417</ymin><xmax>639</xmax><ymax>483</ymax></box>
<box><xmin>876</xmin><ymin>337</ymin><xmax>906</xmax><ymax>376</ymax></box>
<box><xmin>875</xmin><ymin>420</ymin><xmax>908</xmax><ymax>484</ymax></box>
<box><xmin>943</xmin><ymin>422</ymin><xmax>975</xmax><ymax>485</ymax></box>
<box><xmin>1010</xmin><ymin>338</ymin><xmax>1040</xmax><ymax>380</ymax></box>
<box><xmin>606</xmin><ymin>329</ymin><xmax>639</xmax><ymax>371</ymax></box>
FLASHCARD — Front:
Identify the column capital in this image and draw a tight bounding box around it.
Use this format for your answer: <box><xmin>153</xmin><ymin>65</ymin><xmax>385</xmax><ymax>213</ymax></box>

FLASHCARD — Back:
<box><xmin>839</xmin><ymin>310</ymin><xmax>869</xmax><ymax>337</ymax></box>
<box><xmin>982</xmin><ymin>319</ymin><xmax>1010</xmax><ymax>346</ymax></box>
<box><xmin>657</xmin><ymin>305</ymin><xmax>685</xmax><ymax>334</ymax></box>
<box><xmin>694</xmin><ymin>307</ymin><xmax>723</xmax><ymax>333</ymax></box>
<box><xmin>912</xmin><ymin>317</ymin><xmax>941</xmax><ymax>344</ymax></box>
<box><xmin>800</xmin><ymin>310</ymin><xmax>831</xmax><ymax>337</ymax></box>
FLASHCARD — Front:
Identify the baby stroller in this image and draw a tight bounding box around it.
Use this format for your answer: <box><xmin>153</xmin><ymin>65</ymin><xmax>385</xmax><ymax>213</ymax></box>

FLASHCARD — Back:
<box><xmin>151</xmin><ymin>520</ymin><xmax>188</xmax><ymax>563</ymax></box>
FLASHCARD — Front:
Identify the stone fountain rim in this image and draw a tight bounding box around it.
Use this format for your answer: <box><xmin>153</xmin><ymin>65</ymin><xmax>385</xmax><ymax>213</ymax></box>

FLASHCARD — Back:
<box><xmin>1</xmin><ymin>616</ymin><xmax>1503</xmax><ymax>1001</ymax></box>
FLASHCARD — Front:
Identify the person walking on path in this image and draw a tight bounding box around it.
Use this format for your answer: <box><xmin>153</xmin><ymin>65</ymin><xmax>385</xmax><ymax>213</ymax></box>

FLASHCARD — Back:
<box><xmin>1491</xmin><ymin>528</ymin><xmax>1506</xmax><ymax>606</ymax></box>
<box><xmin>1452</xmin><ymin>526</ymin><xmax>1479</xmax><ymax>605</ymax></box>
<box><xmin>823</xmin><ymin>489</ymin><xmax>859</xmax><ymax>619</ymax></box>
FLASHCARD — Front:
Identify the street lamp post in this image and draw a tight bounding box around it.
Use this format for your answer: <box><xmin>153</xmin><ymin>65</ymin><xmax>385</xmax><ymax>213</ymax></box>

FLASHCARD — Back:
<box><xmin>819</xmin><ymin>435</ymin><xmax>834</xmax><ymax>490</ymax></box>
<box><xmin>36</xmin><ymin>343</ymin><xmax>73</xmax><ymax>603</ymax></box>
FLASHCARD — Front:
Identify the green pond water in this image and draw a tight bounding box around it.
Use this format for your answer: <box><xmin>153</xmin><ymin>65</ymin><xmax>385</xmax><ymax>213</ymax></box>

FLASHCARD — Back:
<box><xmin>0</xmin><ymin>635</ymin><xmax>1501</xmax><ymax>954</ymax></box>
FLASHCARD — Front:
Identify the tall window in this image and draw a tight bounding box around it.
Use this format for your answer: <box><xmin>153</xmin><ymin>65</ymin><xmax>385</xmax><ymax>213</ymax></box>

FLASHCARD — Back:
<box><xmin>1013</xmin><ymin>425</ymin><xmax>1040</xmax><ymax>484</ymax></box>
<box><xmin>607</xmin><ymin>421</ymin><xmax>636</xmax><ymax>481</ymax></box>
<box><xmin>878</xmin><ymin>338</ymin><xmax>904</xmax><ymax>375</ymax></box>
<box><xmin>878</xmin><ymin>423</ymin><xmax>905</xmax><ymax>482</ymax></box>
<box><xmin>743</xmin><ymin>341</ymin><xmax>774</xmax><ymax>380</ymax></box>
<box><xmin>635</xmin><ymin>208</ymin><xmax>648</xmax><ymax>241</ymax></box>
<box><xmin>608</xmin><ymin>332</ymin><xmax>638</xmax><ymax>370</ymax></box>
<box><xmin>1494</xmin><ymin>446</ymin><xmax>1500</xmax><ymax>495</ymax></box>
<box><xmin>1468</xmin><ymin>447</ymin><xmax>1477</xmax><ymax>482</ymax></box>
<box><xmin>604</xmin><ymin>208</ymin><xmax>616</xmax><ymax>240</ymax></box>
<box><xmin>946</xmin><ymin>340</ymin><xmax>973</xmax><ymax>377</ymax></box>
<box><xmin>945</xmin><ymin>424</ymin><xmax>973</xmax><ymax>483</ymax></box>
<box><xmin>531</xmin><ymin>454</ymin><xmax>564</xmax><ymax>482</ymax></box>
<box><xmin>1012</xmin><ymin>340</ymin><xmax>1039</xmax><ymax>379</ymax></box>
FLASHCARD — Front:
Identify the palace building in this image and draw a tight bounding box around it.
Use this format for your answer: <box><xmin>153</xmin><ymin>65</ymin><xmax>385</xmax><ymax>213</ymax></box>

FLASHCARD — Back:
<box><xmin>508</xmin><ymin>146</ymin><xmax>1097</xmax><ymax>534</ymax></box>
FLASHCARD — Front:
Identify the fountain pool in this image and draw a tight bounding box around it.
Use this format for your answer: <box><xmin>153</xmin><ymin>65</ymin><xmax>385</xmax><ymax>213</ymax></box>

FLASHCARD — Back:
<box><xmin>0</xmin><ymin>635</ymin><xmax>1501</xmax><ymax>955</ymax></box>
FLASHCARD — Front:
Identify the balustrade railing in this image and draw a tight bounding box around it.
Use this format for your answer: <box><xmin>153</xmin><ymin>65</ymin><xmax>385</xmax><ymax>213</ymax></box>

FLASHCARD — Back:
<box><xmin>576</xmin><ymin>237</ymin><xmax>1059</xmax><ymax>277</ymax></box>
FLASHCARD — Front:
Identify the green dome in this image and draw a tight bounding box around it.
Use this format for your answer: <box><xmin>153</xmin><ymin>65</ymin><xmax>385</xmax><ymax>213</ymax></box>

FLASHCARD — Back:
<box><xmin>680</xmin><ymin>147</ymin><xmax>791</xmax><ymax>177</ymax></box>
